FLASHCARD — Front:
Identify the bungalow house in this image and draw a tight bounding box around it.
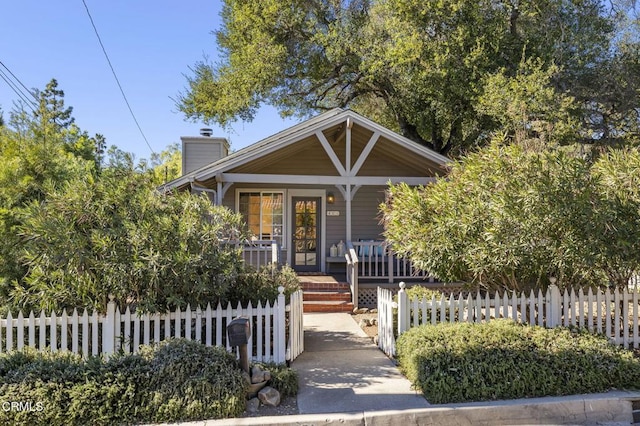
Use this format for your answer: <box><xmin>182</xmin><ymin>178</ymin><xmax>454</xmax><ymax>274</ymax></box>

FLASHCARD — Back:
<box><xmin>161</xmin><ymin>109</ymin><xmax>450</xmax><ymax>309</ymax></box>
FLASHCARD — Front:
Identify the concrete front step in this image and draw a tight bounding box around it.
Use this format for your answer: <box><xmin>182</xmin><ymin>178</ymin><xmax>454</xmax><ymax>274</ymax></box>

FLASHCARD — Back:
<box><xmin>303</xmin><ymin>291</ymin><xmax>352</xmax><ymax>302</ymax></box>
<box><xmin>303</xmin><ymin>300</ymin><xmax>354</xmax><ymax>313</ymax></box>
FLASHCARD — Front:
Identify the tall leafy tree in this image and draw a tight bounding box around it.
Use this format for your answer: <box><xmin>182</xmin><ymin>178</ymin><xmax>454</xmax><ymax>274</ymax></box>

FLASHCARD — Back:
<box><xmin>149</xmin><ymin>143</ymin><xmax>182</xmax><ymax>186</ymax></box>
<box><xmin>179</xmin><ymin>0</ymin><xmax>627</xmax><ymax>155</ymax></box>
<box><xmin>0</xmin><ymin>80</ymin><xmax>99</xmax><ymax>291</ymax></box>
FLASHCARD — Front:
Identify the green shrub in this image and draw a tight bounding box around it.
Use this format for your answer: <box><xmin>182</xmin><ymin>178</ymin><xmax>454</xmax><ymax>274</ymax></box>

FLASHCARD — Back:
<box><xmin>254</xmin><ymin>362</ymin><xmax>299</xmax><ymax>397</ymax></box>
<box><xmin>396</xmin><ymin>320</ymin><xmax>640</xmax><ymax>404</ymax></box>
<box><xmin>0</xmin><ymin>339</ymin><xmax>248</xmax><ymax>425</ymax></box>
<box><xmin>404</xmin><ymin>286</ymin><xmax>443</xmax><ymax>301</ymax></box>
<box><xmin>140</xmin><ymin>339</ymin><xmax>247</xmax><ymax>422</ymax></box>
<box><xmin>226</xmin><ymin>264</ymin><xmax>300</xmax><ymax>306</ymax></box>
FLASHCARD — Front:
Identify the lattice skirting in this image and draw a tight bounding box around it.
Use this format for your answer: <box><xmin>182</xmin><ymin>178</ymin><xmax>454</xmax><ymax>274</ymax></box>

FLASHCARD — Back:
<box><xmin>358</xmin><ymin>288</ymin><xmax>380</xmax><ymax>308</ymax></box>
<box><xmin>359</xmin><ymin>283</ymin><xmax>465</xmax><ymax>308</ymax></box>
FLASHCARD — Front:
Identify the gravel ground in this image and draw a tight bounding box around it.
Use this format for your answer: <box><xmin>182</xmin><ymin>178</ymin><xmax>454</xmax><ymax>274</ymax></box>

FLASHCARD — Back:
<box><xmin>351</xmin><ymin>311</ymin><xmax>379</xmax><ymax>342</ymax></box>
<box><xmin>241</xmin><ymin>395</ymin><xmax>298</xmax><ymax>417</ymax></box>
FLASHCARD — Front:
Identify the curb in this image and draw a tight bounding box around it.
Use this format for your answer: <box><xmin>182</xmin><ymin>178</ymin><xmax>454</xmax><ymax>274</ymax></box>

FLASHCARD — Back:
<box><xmin>158</xmin><ymin>391</ymin><xmax>640</xmax><ymax>426</ymax></box>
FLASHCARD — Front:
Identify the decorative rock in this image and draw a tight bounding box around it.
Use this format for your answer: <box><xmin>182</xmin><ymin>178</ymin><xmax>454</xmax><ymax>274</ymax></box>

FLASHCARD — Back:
<box><xmin>370</xmin><ymin>308</ymin><xmax>378</xmax><ymax>314</ymax></box>
<box><xmin>353</xmin><ymin>307</ymin><xmax>369</xmax><ymax>314</ymax></box>
<box><xmin>359</xmin><ymin>318</ymin><xmax>371</xmax><ymax>327</ymax></box>
<box><xmin>246</xmin><ymin>397</ymin><xmax>260</xmax><ymax>413</ymax></box>
<box><xmin>251</xmin><ymin>371</ymin><xmax>265</xmax><ymax>384</ymax></box>
<box><xmin>242</xmin><ymin>372</ymin><xmax>251</xmax><ymax>384</ymax></box>
<box><xmin>258</xmin><ymin>386</ymin><xmax>281</xmax><ymax>407</ymax></box>
<box><xmin>263</xmin><ymin>371</ymin><xmax>271</xmax><ymax>382</ymax></box>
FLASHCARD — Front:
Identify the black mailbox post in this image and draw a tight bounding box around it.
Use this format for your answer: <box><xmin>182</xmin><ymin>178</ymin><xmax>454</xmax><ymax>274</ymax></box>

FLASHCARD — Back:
<box><xmin>227</xmin><ymin>317</ymin><xmax>251</xmax><ymax>373</ymax></box>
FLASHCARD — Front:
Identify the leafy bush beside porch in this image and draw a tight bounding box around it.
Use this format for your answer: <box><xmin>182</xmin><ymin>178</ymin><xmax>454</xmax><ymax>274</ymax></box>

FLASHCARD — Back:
<box><xmin>396</xmin><ymin>320</ymin><xmax>640</xmax><ymax>404</ymax></box>
<box><xmin>382</xmin><ymin>144</ymin><xmax>640</xmax><ymax>292</ymax></box>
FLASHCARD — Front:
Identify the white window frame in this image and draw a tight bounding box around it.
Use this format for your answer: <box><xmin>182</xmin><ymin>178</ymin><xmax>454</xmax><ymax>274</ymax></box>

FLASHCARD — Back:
<box><xmin>236</xmin><ymin>189</ymin><xmax>286</xmax><ymax>248</ymax></box>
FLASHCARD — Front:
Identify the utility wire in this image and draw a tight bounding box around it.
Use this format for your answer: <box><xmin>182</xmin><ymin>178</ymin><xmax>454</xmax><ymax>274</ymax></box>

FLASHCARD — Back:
<box><xmin>0</xmin><ymin>69</ymin><xmax>31</xmax><ymax>108</ymax></box>
<box><xmin>81</xmin><ymin>0</ymin><xmax>155</xmax><ymax>154</ymax></box>
<box><xmin>0</xmin><ymin>60</ymin><xmax>38</xmax><ymax>106</ymax></box>
<box><xmin>0</xmin><ymin>61</ymin><xmax>37</xmax><ymax>113</ymax></box>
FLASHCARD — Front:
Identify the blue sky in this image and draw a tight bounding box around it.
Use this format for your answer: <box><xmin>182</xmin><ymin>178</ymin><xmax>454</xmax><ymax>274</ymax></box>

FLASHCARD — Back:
<box><xmin>0</xmin><ymin>0</ymin><xmax>297</xmax><ymax>162</ymax></box>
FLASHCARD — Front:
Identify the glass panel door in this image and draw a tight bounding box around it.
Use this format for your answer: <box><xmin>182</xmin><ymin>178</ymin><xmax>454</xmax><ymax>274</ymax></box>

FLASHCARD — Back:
<box><xmin>291</xmin><ymin>197</ymin><xmax>320</xmax><ymax>272</ymax></box>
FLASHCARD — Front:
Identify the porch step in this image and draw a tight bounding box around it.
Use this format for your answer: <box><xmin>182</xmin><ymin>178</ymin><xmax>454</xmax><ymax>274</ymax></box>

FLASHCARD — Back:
<box><xmin>298</xmin><ymin>276</ymin><xmax>353</xmax><ymax>312</ymax></box>
<box><xmin>303</xmin><ymin>300</ymin><xmax>355</xmax><ymax>313</ymax></box>
<box><xmin>300</xmin><ymin>281</ymin><xmax>350</xmax><ymax>292</ymax></box>
<box><xmin>303</xmin><ymin>291</ymin><xmax>352</xmax><ymax>302</ymax></box>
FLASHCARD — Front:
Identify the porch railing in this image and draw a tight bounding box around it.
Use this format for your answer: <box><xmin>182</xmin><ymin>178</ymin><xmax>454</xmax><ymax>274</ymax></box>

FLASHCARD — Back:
<box><xmin>236</xmin><ymin>240</ymin><xmax>281</xmax><ymax>270</ymax></box>
<box><xmin>345</xmin><ymin>241</ymin><xmax>359</xmax><ymax>306</ymax></box>
<box><xmin>351</xmin><ymin>240</ymin><xmax>431</xmax><ymax>283</ymax></box>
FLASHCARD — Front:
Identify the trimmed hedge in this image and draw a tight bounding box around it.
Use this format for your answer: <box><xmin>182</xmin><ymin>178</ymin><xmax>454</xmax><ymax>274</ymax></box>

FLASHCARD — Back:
<box><xmin>0</xmin><ymin>339</ymin><xmax>247</xmax><ymax>425</ymax></box>
<box><xmin>396</xmin><ymin>320</ymin><xmax>640</xmax><ymax>404</ymax></box>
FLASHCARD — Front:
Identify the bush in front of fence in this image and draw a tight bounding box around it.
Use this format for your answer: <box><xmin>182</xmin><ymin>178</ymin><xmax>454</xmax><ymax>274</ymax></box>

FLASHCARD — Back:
<box><xmin>253</xmin><ymin>361</ymin><xmax>299</xmax><ymax>397</ymax></box>
<box><xmin>0</xmin><ymin>339</ymin><xmax>248</xmax><ymax>425</ymax></box>
<box><xmin>226</xmin><ymin>264</ymin><xmax>300</xmax><ymax>306</ymax></box>
<box><xmin>396</xmin><ymin>320</ymin><xmax>640</xmax><ymax>404</ymax></box>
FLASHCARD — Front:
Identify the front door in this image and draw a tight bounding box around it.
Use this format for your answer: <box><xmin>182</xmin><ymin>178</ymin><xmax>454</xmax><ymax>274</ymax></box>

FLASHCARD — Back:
<box><xmin>291</xmin><ymin>197</ymin><xmax>321</xmax><ymax>272</ymax></box>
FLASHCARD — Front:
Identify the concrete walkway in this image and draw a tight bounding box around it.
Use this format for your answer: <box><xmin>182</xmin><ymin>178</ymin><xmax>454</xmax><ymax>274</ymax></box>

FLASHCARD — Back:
<box><xmin>162</xmin><ymin>312</ymin><xmax>640</xmax><ymax>425</ymax></box>
<box><xmin>292</xmin><ymin>312</ymin><xmax>430</xmax><ymax>414</ymax></box>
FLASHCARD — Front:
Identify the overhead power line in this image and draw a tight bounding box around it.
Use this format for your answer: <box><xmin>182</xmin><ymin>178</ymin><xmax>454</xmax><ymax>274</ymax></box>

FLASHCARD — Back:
<box><xmin>81</xmin><ymin>0</ymin><xmax>155</xmax><ymax>155</ymax></box>
<box><xmin>0</xmin><ymin>60</ymin><xmax>38</xmax><ymax>113</ymax></box>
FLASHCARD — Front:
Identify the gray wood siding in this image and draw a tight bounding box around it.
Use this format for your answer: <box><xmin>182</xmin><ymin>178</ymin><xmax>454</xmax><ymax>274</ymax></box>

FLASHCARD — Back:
<box><xmin>351</xmin><ymin>186</ymin><xmax>387</xmax><ymax>241</ymax></box>
<box><xmin>325</xmin><ymin>194</ymin><xmax>346</xmax><ymax>252</ymax></box>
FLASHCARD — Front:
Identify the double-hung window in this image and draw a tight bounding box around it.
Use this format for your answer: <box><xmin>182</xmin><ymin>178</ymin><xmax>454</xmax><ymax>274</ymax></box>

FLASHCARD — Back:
<box><xmin>238</xmin><ymin>192</ymin><xmax>284</xmax><ymax>247</ymax></box>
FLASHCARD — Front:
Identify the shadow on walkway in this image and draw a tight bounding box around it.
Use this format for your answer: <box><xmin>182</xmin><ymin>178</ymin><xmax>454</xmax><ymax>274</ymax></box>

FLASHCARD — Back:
<box><xmin>292</xmin><ymin>313</ymin><xmax>430</xmax><ymax>414</ymax></box>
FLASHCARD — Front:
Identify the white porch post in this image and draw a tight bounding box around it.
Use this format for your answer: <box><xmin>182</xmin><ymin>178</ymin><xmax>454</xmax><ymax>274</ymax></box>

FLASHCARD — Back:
<box><xmin>217</xmin><ymin>180</ymin><xmax>223</xmax><ymax>205</ymax></box>
<box><xmin>346</xmin><ymin>118</ymin><xmax>353</xmax><ymax>242</ymax></box>
<box><xmin>346</xmin><ymin>185</ymin><xmax>352</xmax><ymax>242</ymax></box>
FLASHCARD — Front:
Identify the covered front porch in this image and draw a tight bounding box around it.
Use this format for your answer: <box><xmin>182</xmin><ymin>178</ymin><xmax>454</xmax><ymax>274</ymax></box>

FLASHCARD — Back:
<box><xmin>240</xmin><ymin>239</ymin><xmax>439</xmax><ymax>309</ymax></box>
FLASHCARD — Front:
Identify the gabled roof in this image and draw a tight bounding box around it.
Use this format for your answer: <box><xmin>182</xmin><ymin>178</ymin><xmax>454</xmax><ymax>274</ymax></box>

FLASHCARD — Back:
<box><xmin>161</xmin><ymin>108</ymin><xmax>450</xmax><ymax>191</ymax></box>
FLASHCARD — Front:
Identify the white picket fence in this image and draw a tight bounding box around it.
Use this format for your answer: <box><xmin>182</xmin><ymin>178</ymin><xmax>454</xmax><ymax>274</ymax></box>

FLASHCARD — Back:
<box><xmin>378</xmin><ymin>282</ymin><xmax>640</xmax><ymax>357</ymax></box>
<box><xmin>0</xmin><ymin>288</ymin><xmax>304</xmax><ymax>363</ymax></box>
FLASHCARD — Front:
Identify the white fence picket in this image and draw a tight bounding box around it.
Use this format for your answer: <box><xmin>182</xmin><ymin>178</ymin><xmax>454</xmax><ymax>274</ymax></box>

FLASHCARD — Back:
<box><xmin>184</xmin><ymin>305</ymin><xmax>192</xmax><ymax>341</ymax></box>
<box><xmin>28</xmin><ymin>311</ymin><xmax>36</xmax><ymax>349</ymax></box>
<box><xmin>6</xmin><ymin>312</ymin><xmax>12</xmax><ymax>351</ymax></box>
<box><xmin>256</xmin><ymin>301</ymin><xmax>264</xmax><ymax>362</ymax></box>
<box><xmin>205</xmin><ymin>304</ymin><xmax>212</xmax><ymax>347</ymax></box>
<box><xmin>60</xmin><ymin>311</ymin><xmax>67</xmax><ymax>351</ymax></box>
<box><xmin>633</xmin><ymin>287</ymin><xmax>640</xmax><ymax>349</ymax></box>
<box><xmin>194</xmin><ymin>307</ymin><xmax>202</xmax><ymax>343</ymax></box>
